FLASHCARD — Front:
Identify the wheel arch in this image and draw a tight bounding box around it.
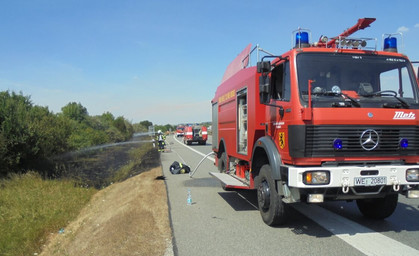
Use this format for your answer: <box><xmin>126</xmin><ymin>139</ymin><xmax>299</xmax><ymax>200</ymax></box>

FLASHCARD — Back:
<box><xmin>217</xmin><ymin>138</ymin><xmax>227</xmax><ymax>159</ymax></box>
<box><xmin>251</xmin><ymin>136</ymin><xmax>282</xmax><ymax>180</ymax></box>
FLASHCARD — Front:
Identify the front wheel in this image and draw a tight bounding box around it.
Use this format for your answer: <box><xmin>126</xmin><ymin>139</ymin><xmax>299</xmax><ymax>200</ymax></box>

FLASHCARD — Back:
<box><xmin>356</xmin><ymin>193</ymin><xmax>398</xmax><ymax>219</ymax></box>
<box><xmin>254</xmin><ymin>164</ymin><xmax>287</xmax><ymax>226</ymax></box>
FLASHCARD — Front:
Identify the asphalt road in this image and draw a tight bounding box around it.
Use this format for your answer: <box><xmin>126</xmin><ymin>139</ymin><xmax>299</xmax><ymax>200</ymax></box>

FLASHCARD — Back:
<box><xmin>161</xmin><ymin>135</ymin><xmax>419</xmax><ymax>256</ymax></box>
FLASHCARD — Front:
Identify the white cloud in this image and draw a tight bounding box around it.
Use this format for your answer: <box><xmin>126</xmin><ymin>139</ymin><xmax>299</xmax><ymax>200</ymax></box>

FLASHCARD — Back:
<box><xmin>397</xmin><ymin>26</ymin><xmax>409</xmax><ymax>33</ymax></box>
<box><xmin>415</xmin><ymin>24</ymin><xmax>419</xmax><ymax>28</ymax></box>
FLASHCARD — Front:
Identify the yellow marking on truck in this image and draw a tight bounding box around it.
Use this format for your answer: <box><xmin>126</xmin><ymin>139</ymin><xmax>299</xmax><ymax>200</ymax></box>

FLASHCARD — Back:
<box><xmin>279</xmin><ymin>132</ymin><xmax>285</xmax><ymax>149</ymax></box>
<box><xmin>219</xmin><ymin>89</ymin><xmax>236</xmax><ymax>104</ymax></box>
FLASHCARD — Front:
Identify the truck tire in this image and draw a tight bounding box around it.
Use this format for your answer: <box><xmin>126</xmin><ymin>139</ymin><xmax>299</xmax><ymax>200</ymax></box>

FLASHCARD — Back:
<box><xmin>218</xmin><ymin>152</ymin><xmax>230</xmax><ymax>191</ymax></box>
<box><xmin>356</xmin><ymin>193</ymin><xmax>398</xmax><ymax>219</ymax></box>
<box><xmin>218</xmin><ymin>152</ymin><xmax>227</xmax><ymax>172</ymax></box>
<box><xmin>255</xmin><ymin>164</ymin><xmax>287</xmax><ymax>226</ymax></box>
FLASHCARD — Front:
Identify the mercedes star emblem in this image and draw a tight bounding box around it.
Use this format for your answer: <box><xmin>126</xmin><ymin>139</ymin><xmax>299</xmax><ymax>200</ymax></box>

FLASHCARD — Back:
<box><xmin>360</xmin><ymin>129</ymin><xmax>379</xmax><ymax>151</ymax></box>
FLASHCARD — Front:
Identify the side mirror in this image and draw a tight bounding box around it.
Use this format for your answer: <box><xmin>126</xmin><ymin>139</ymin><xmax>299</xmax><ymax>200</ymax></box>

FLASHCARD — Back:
<box><xmin>257</xmin><ymin>61</ymin><xmax>271</xmax><ymax>73</ymax></box>
<box><xmin>259</xmin><ymin>75</ymin><xmax>270</xmax><ymax>104</ymax></box>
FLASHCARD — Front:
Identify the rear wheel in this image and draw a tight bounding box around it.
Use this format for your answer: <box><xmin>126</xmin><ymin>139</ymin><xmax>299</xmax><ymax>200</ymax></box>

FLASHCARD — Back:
<box><xmin>218</xmin><ymin>152</ymin><xmax>227</xmax><ymax>173</ymax></box>
<box><xmin>356</xmin><ymin>193</ymin><xmax>398</xmax><ymax>219</ymax></box>
<box><xmin>217</xmin><ymin>152</ymin><xmax>230</xmax><ymax>191</ymax></box>
<box><xmin>255</xmin><ymin>164</ymin><xmax>287</xmax><ymax>226</ymax></box>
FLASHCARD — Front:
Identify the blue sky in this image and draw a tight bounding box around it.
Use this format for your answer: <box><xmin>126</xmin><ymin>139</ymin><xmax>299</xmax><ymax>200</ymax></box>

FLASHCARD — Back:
<box><xmin>1</xmin><ymin>0</ymin><xmax>418</xmax><ymax>125</ymax></box>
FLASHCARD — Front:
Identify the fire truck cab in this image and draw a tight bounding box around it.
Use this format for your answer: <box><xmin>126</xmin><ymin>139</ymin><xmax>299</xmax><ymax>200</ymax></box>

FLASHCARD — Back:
<box><xmin>176</xmin><ymin>125</ymin><xmax>185</xmax><ymax>137</ymax></box>
<box><xmin>183</xmin><ymin>125</ymin><xmax>208</xmax><ymax>145</ymax></box>
<box><xmin>211</xmin><ymin>18</ymin><xmax>419</xmax><ymax>226</ymax></box>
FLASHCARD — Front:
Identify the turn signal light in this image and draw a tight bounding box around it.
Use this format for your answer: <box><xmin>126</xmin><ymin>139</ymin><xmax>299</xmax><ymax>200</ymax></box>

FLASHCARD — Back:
<box><xmin>303</xmin><ymin>171</ymin><xmax>330</xmax><ymax>185</ymax></box>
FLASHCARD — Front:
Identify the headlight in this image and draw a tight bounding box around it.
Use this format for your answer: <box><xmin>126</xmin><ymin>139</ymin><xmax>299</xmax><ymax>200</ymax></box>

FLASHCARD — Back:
<box><xmin>406</xmin><ymin>169</ymin><xmax>419</xmax><ymax>182</ymax></box>
<box><xmin>303</xmin><ymin>171</ymin><xmax>330</xmax><ymax>185</ymax></box>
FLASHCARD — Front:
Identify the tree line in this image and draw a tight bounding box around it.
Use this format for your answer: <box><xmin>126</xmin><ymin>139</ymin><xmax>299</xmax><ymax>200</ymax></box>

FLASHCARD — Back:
<box><xmin>0</xmin><ymin>91</ymin><xmax>136</xmax><ymax>177</ymax></box>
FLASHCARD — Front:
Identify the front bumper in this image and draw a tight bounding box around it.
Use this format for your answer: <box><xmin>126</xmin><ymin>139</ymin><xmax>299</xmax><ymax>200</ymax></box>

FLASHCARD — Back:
<box><xmin>288</xmin><ymin>164</ymin><xmax>419</xmax><ymax>188</ymax></box>
<box><xmin>284</xmin><ymin>165</ymin><xmax>419</xmax><ymax>201</ymax></box>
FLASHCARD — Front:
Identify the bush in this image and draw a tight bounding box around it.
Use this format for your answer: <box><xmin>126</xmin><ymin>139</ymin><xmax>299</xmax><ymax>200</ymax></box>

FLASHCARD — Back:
<box><xmin>0</xmin><ymin>91</ymin><xmax>135</xmax><ymax>176</ymax></box>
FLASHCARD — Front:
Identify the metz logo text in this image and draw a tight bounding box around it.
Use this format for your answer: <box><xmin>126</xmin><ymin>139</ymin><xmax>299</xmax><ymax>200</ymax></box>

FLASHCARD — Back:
<box><xmin>393</xmin><ymin>111</ymin><xmax>416</xmax><ymax>120</ymax></box>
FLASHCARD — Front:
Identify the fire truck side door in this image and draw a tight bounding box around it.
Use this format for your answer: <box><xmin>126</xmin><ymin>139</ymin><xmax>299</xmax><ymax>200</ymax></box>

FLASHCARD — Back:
<box><xmin>270</xmin><ymin>61</ymin><xmax>291</xmax><ymax>154</ymax></box>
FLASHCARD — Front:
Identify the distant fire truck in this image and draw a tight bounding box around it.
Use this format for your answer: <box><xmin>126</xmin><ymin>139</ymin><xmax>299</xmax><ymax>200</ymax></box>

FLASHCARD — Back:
<box><xmin>210</xmin><ymin>18</ymin><xmax>419</xmax><ymax>226</ymax></box>
<box><xmin>176</xmin><ymin>125</ymin><xmax>185</xmax><ymax>137</ymax></box>
<box><xmin>183</xmin><ymin>125</ymin><xmax>208</xmax><ymax>145</ymax></box>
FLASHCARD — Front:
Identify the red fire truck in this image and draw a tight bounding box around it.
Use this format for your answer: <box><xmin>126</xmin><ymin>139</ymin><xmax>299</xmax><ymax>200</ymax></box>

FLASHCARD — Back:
<box><xmin>176</xmin><ymin>125</ymin><xmax>185</xmax><ymax>137</ymax></box>
<box><xmin>183</xmin><ymin>125</ymin><xmax>208</xmax><ymax>145</ymax></box>
<box><xmin>210</xmin><ymin>18</ymin><xmax>419</xmax><ymax>226</ymax></box>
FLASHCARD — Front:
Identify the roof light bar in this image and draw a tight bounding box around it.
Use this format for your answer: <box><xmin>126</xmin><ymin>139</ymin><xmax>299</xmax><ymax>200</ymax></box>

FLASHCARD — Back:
<box><xmin>336</xmin><ymin>36</ymin><xmax>374</xmax><ymax>50</ymax></box>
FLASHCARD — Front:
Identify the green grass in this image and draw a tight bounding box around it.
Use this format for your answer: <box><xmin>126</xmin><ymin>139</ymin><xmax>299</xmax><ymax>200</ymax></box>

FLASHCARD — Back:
<box><xmin>0</xmin><ymin>172</ymin><xmax>97</xmax><ymax>256</ymax></box>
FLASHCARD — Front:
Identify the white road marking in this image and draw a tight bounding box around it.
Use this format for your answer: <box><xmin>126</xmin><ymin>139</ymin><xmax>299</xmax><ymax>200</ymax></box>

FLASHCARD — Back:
<box><xmin>293</xmin><ymin>203</ymin><xmax>419</xmax><ymax>256</ymax></box>
<box><xmin>173</xmin><ymin>135</ymin><xmax>215</xmax><ymax>162</ymax></box>
<box><xmin>174</xmin><ymin>134</ymin><xmax>419</xmax><ymax>255</ymax></box>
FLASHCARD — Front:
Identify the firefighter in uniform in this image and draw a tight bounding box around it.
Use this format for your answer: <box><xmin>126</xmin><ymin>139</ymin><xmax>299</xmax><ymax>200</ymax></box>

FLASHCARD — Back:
<box><xmin>156</xmin><ymin>130</ymin><xmax>166</xmax><ymax>152</ymax></box>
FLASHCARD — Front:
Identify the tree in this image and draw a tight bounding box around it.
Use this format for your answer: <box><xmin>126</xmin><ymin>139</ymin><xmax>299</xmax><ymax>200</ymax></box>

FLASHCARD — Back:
<box><xmin>0</xmin><ymin>91</ymin><xmax>34</xmax><ymax>174</ymax></box>
<box><xmin>61</xmin><ymin>102</ymin><xmax>88</xmax><ymax>123</ymax></box>
<box><xmin>113</xmin><ymin>116</ymin><xmax>127</xmax><ymax>134</ymax></box>
<box><xmin>99</xmin><ymin>112</ymin><xmax>115</xmax><ymax>126</ymax></box>
<box><xmin>140</xmin><ymin>120</ymin><xmax>153</xmax><ymax>128</ymax></box>
<box><xmin>0</xmin><ymin>90</ymin><xmax>137</xmax><ymax>176</ymax></box>
<box><xmin>133</xmin><ymin>120</ymin><xmax>153</xmax><ymax>133</ymax></box>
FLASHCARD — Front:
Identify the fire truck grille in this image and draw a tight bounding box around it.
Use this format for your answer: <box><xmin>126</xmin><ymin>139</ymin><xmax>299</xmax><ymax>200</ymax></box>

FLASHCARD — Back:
<box><xmin>304</xmin><ymin>125</ymin><xmax>419</xmax><ymax>157</ymax></box>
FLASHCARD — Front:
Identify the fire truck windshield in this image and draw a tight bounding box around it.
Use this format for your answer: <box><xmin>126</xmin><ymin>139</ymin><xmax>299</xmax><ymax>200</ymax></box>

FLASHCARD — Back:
<box><xmin>297</xmin><ymin>53</ymin><xmax>419</xmax><ymax>108</ymax></box>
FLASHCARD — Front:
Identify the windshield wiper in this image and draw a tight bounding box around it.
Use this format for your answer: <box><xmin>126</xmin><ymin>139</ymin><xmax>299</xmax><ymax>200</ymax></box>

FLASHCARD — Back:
<box><xmin>312</xmin><ymin>91</ymin><xmax>360</xmax><ymax>107</ymax></box>
<box><xmin>362</xmin><ymin>90</ymin><xmax>410</xmax><ymax>108</ymax></box>
<box><xmin>340</xmin><ymin>92</ymin><xmax>361</xmax><ymax>107</ymax></box>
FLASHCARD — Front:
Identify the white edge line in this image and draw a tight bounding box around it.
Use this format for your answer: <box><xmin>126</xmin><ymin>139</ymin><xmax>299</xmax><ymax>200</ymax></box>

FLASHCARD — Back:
<box><xmin>172</xmin><ymin>135</ymin><xmax>215</xmax><ymax>162</ymax></box>
<box><xmin>293</xmin><ymin>203</ymin><xmax>419</xmax><ymax>256</ymax></box>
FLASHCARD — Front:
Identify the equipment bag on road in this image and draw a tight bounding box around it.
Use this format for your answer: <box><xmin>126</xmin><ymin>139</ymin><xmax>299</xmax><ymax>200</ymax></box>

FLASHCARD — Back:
<box><xmin>169</xmin><ymin>161</ymin><xmax>190</xmax><ymax>174</ymax></box>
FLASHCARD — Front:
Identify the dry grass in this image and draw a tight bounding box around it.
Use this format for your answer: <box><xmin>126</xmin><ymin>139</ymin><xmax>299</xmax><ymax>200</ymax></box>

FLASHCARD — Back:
<box><xmin>40</xmin><ymin>166</ymin><xmax>172</xmax><ymax>256</ymax></box>
<box><xmin>0</xmin><ymin>172</ymin><xmax>96</xmax><ymax>256</ymax></box>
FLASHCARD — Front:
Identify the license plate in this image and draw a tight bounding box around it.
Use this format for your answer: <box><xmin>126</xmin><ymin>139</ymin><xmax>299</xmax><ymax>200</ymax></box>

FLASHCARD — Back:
<box><xmin>354</xmin><ymin>176</ymin><xmax>387</xmax><ymax>186</ymax></box>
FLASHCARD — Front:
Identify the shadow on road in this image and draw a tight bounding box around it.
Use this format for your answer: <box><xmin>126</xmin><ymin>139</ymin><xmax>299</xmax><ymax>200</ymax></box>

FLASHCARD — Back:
<box><xmin>214</xmin><ymin>187</ymin><xmax>419</xmax><ymax>236</ymax></box>
<box><xmin>183</xmin><ymin>177</ymin><xmax>220</xmax><ymax>188</ymax></box>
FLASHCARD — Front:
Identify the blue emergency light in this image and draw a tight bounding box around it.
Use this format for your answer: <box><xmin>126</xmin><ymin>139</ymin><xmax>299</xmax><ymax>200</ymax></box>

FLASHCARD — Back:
<box><xmin>333</xmin><ymin>138</ymin><xmax>343</xmax><ymax>150</ymax></box>
<box><xmin>295</xmin><ymin>31</ymin><xmax>309</xmax><ymax>47</ymax></box>
<box><xmin>384</xmin><ymin>37</ymin><xmax>397</xmax><ymax>52</ymax></box>
<box><xmin>400</xmin><ymin>138</ymin><xmax>408</xmax><ymax>149</ymax></box>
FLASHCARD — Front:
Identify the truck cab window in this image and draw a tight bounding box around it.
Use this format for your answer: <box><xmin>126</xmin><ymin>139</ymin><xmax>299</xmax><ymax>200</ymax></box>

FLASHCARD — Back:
<box><xmin>297</xmin><ymin>53</ymin><xmax>419</xmax><ymax>106</ymax></box>
<box><xmin>380</xmin><ymin>66</ymin><xmax>414</xmax><ymax>98</ymax></box>
<box><xmin>271</xmin><ymin>62</ymin><xmax>290</xmax><ymax>101</ymax></box>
